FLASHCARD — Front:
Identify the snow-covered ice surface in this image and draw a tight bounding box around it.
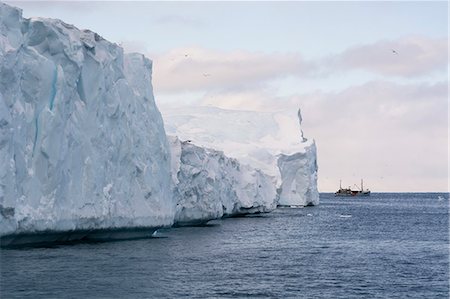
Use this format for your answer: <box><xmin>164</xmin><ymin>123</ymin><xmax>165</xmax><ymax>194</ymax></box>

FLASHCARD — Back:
<box><xmin>170</xmin><ymin>137</ymin><xmax>277</xmax><ymax>226</ymax></box>
<box><xmin>0</xmin><ymin>3</ymin><xmax>174</xmax><ymax>243</ymax></box>
<box><xmin>161</xmin><ymin>106</ymin><xmax>319</xmax><ymax>207</ymax></box>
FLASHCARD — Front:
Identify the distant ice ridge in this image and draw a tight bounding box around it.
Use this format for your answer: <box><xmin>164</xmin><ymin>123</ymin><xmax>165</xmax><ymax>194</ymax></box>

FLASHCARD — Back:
<box><xmin>0</xmin><ymin>3</ymin><xmax>174</xmax><ymax>240</ymax></box>
<box><xmin>161</xmin><ymin>106</ymin><xmax>319</xmax><ymax>207</ymax></box>
<box><xmin>170</xmin><ymin>137</ymin><xmax>277</xmax><ymax>226</ymax></box>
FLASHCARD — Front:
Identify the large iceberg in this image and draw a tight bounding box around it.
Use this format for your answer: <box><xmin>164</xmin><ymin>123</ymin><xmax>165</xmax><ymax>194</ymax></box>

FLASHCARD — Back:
<box><xmin>0</xmin><ymin>3</ymin><xmax>174</xmax><ymax>244</ymax></box>
<box><xmin>161</xmin><ymin>106</ymin><xmax>319</xmax><ymax>206</ymax></box>
<box><xmin>0</xmin><ymin>2</ymin><xmax>319</xmax><ymax>246</ymax></box>
<box><xmin>170</xmin><ymin>137</ymin><xmax>277</xmax><ymax>226</ymax></box>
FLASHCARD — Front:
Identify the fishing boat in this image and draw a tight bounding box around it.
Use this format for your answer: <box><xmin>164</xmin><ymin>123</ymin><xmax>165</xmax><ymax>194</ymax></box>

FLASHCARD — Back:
<box><xmin>335</xmin><ymin>179</ymin><xmax>370</xmax><ymax>197</ymax></box>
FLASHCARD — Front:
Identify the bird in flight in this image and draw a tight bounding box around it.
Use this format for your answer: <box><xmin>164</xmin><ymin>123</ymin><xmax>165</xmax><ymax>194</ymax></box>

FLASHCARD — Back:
<box><xmin>391</xmin><ymin>49</ymin><xmax>398</xmax><ymax>55</ymax></box>
<box><xmin>203</xmin><ymin>73</ymin><xmax>211</xmax><ymax>77</ymax></box>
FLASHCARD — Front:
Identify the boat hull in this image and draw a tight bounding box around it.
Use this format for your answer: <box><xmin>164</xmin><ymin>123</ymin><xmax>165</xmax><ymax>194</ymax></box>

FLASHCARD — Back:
<box><xmin>335</xmin><ymin>191</ymin><xmax>371</xmax><ymax>197</ymax></box>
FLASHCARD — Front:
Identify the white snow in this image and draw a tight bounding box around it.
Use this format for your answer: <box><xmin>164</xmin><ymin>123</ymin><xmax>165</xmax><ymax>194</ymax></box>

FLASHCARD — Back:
<box><xmin>161</xmin><ymin>105</ymin><xmax>319</xmax><ymax>206</ymax></box>
<box><xmin>0</xmin><ymin>3</ymin><xmax>174</xmax><ymax>239</ymax></box>
<box><xmin>170</xmin><ymin>137</ymin><xmax>277</xmax><ymax>225</ymax></box>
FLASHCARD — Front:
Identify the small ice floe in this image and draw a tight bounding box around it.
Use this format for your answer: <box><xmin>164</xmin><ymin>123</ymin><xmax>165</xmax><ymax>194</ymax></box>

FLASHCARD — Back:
<box><xmin>150</xmin><ymin>229</ymin><xmax>168</xmax><ymax>239</ymax></box>
<box><xmin>290</xmin><ymin>205</ymin><xmax>304</xmax><ymax>208</ymax></box>
<box><xmin>277</xmin><ymin>205</ymin><xmax>304</xmax><ymax>209</ymax></box>
<box><xmin>339</xmin><ymin>214</ymin><xmax>352</xmax><ymax>218</ymax></box>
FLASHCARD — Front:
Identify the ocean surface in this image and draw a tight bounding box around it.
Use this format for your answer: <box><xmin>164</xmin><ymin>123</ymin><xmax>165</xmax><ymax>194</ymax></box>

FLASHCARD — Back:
<box><xmin>1</xmin><ymin>193</ymin><xmax>448</xmax><ymax>298</ymax></box>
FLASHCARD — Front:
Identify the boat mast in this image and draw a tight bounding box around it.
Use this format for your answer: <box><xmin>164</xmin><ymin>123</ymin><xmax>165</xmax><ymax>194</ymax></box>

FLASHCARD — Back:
<box><xmin>340</xmin><ymin>179</ymin><xmax>342</xmax><ymax>189</ymax></box>
<box><xmin>361</xmin><ymin>179</ymin><xmax>363</xmax><ymax>191</ymax></box>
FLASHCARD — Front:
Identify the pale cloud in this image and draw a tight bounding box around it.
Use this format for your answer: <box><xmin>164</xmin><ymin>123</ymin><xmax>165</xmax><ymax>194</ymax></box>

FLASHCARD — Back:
<box><xmin>333</xmin><ymin>36</ymin><xmax>448</xmax><ymax>77</ymax></box>
<box><xmin>150</xmin><ymin>36</ymin><xmax>447</xmax><ymax>94</ymax></box>
<box><xmin>199</xmin><ymin>80</ymin><xmax>447</xmax><ymax>130</ymax></box>
<box><xmin>291</xmin><ymin>80</ymin><xmax>448</xmax><ymax>192</ymax></box>
<box><xmin>182</xmin><ymin>80</ymin><xmax>448</xmax><ymax>132</ymax></box>
<box><xmin>296</xmin><ymin>80</ymin><xmax>448</xmax><ymax>131</ymax></box>
<box><xmin>120</xmin><ymin>35</ymin><xmax>448</xmax><ymax>191</ymax></box>
<box><xmin>151</xmin><ymin>47</ymin><xmax>313</xmax><ymax>93</ymax></box>
<box><xmin>168</xmin><ymin>80</ymin><xmax>448</xmax><ymax>192</ymax></box>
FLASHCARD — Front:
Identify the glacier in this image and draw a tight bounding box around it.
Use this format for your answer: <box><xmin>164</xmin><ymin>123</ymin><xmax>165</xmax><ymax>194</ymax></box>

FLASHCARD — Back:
<box><xmin>170</xmin><ymin>137</ymin><xmax>277</xmax><ymax>226</ymax></box>
<box><xmin>161</xmin><ymin>106</ymin><xmax>319</xmax><ymax>207</ymax></box>
<box><xmin>0</xmin><ymin>3</ymin><xmax>319</xmax><ymax>246</ymax></box>
<box><xmin>0</xmin><ymin>3</ymin><xmax>174</xmax><ymax>245</ymax></box>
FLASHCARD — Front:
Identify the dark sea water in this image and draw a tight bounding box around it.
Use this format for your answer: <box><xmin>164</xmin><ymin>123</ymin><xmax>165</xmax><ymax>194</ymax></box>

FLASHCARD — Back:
<box><xmin>1</xmin><ymin>193</ymin><xmax>449</xmax><ymax>298</ymax></box>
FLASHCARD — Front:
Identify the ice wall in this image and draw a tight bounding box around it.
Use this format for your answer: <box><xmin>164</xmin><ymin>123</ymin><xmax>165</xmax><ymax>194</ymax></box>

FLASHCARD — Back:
<box><xmin>0</xmin><ymin>3</ymin><xmax>174</xmax><ymax>241</ymax></box>
<box><xmin>277</xmin><ymin>142</ymin><xmax>319</xmax><ymax>206</ymax></box>
<box><xmin>277</xmin><ymin>110</ymin><xmax>319</xmax><ymax>206</ymax></box>
<box><xmin>170</xmin><ymin>137</ymin><xmax>277</xmax><ymax>226</ymax></box>
<box><xmin>161</xmin><ymin>106</ymin><xmax>319</xmax><ymax>207</ymax></box>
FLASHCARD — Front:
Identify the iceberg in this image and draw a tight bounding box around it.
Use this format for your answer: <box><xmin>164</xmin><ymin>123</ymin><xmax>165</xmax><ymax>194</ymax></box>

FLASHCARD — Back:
<box><xmin>0</xmin><ymin>2</ymin><xmax>319</xmax><ymax>246</ymax></box>
<box><xmin>170</xmin><ymin>137</ymin><xmax>277</xmax><ymax>226</ymax></box>
<box><xmin>161</xmin><ymin>106</ymin><xmax>319</xmax><ymax>207</ymax></box>
<box><xmin>0</xmin><ymin>3</ymin><xmax>174</xmax><ymax>245</ymax></box>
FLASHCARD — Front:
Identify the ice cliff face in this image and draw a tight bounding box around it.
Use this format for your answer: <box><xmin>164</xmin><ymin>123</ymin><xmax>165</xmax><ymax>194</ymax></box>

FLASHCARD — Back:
<box><xmin>161</xmin><ymin>106</ymin><xmax>319</xmax><ymax>207</ymax></box>
<box><xmin>170</xmin><ymin>137</ymin><xmax>277</xmax><ymax>225</ymax></box>
<box><xmin>277</xmin><ymin>109</ymin><xmax>319</xmax><ymax>206</ymax></box>
<box><xmin>277</xmin><ymin>143</ymin><xmax>319</xmax><ymax>206</ymax></box>
<box><xmin>0</xmin><ymin>3</ymin><xmax>174</xmax><ymax>238</ymax></box>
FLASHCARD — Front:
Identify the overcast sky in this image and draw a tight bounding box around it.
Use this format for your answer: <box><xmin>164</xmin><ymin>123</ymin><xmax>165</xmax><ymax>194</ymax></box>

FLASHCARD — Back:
<box><xmin>10</xmin><ymin>1</ymin><xmax>449</xmax><ymax>192</ymax></box>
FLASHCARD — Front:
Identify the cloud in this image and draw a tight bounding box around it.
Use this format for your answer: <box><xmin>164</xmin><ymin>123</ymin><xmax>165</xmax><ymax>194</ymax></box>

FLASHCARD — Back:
<box><xmin>150</xmin><ymin>36</ymin><xmax>447</xmax><ymax>94</ymax></box>
<box><xmin>291</xmin><ymin>80</ymin><xmax>448</xmax><ymax>191</ymax></box>
<box><xmin>147</xmin><ymin>37</ymin><xmax>448</xmax><ymax>191</ymax></box>
<box><xmin>175</xmin><ymin>80</ymin><xmax>448</xmax><ymax>133</ymax></box>
<box><xmin>163</xmin><ymin>80</ymin><xmax>448</xmax><ymax>191</ymax></box>
<box><xmin>151</xmin><ymin>47</ymin><xmax>314</xmax><ymax>93</ymax></box>
<box><xmin>295</xmin><ymin>80</ymin><xmax>448</xmax><ymax>130</ymax></box>
<box><xmin>333</xmin><ymin>36</ymin><xmax>448</xmax><ymax>77</ymax></box>
<box><xmin>198</xmin><ymin>80</ymin><xmax>448</xmax><ymax>131</ymax></box>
